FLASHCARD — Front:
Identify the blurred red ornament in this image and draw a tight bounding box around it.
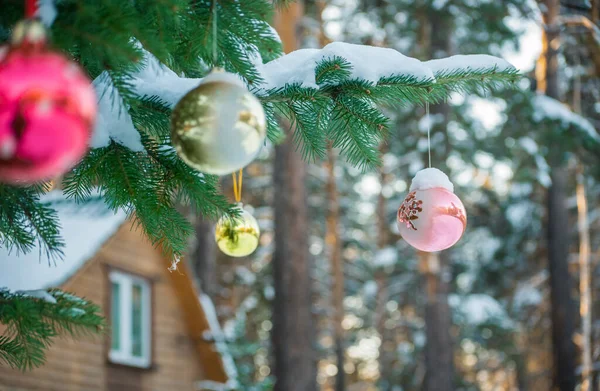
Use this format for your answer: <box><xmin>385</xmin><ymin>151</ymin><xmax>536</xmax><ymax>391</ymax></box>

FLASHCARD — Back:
<box><xmin>397</xmin><ymin>169</ymin><xmax>467</xmax><ymax>252</ymax></box>
<box><xmin>0</xmin><ymin>20</ymin><xmax>96</xmax><ymax>184</ymax></box>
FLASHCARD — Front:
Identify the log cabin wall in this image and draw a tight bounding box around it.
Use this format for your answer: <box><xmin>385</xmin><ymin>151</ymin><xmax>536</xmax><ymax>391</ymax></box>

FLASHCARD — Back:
<box><xmin>0</xmin><ymin>223</ymin><xmax>206</xmax><ymax>391</ymax></box>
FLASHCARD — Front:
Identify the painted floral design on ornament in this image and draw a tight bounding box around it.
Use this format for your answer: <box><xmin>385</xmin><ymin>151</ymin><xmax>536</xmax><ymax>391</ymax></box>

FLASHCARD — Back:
<box><xmin>398</xmin><ymin>191</ymin><xmax>423</xmax><ymax>230</ymax></box>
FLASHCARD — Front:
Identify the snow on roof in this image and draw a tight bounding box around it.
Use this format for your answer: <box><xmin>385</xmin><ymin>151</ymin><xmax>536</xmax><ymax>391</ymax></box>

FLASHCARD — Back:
<box><xmin>198</xmin><ymin>294</ymin><xmax>239</xmax><ymax>390</ymax></box>
<box><xmin>0</xmin><ymin>190</ymin><xmax>127</xmax><ymax>291</ymax></box>
<box><xmin>532</xmin><ymin>94</ymin><xmax>600</xmax><ymax>142</ymax></box>
<box><xmin>409</xmin><ymin>168</ymin><xmax>454</xmax><ymax>192</ymax></box>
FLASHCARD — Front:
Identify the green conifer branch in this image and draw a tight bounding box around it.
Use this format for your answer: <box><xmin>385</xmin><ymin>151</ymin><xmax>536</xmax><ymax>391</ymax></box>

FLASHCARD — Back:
<box><xmin>262</xmin><ymin>102</ymin><xmax>286</xmax><ymax>143</ymax></box>
<box><xmin>0</xmin><ymin>184</ymin><xmax>64</xmax><ymax>260</ymax></box>
<box><xmin>328</xmin><ymin>95</ymin><xmax>388</xmax><ymax>170</ymax></box>
<box><xmin>0</xmin><ymin>0</ymin><xmax>520</xmax><ymax>265</ymax></box>
<box><xmin>429</xmin><ymin>67</ymin><xmax>520</xmax><ymax>98</ymax></box>
<box><xmin>0</xmin><ymin>289</ymin><xmax>104</xmax><ymax>371</ymax></box>
<box><xmin>315</xmin><ymin>57</ymin><xmax>353</xmax><ymax>86</ymax></box>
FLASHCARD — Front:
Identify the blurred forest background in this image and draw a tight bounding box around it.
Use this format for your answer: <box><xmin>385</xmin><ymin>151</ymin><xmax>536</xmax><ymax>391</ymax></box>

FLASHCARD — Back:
<box><xmin>188</xmin><ymin>0</ymin><xmax>600</xmax><ymax>390</ymax></box>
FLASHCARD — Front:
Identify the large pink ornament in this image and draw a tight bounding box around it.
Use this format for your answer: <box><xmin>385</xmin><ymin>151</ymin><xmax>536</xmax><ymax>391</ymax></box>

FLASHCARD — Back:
<box><xmin>0</xmin><ymin>20</ymin><xmax>96</xmax><ymax>184</ymax></box>
<box><xmin>397</xmin><ymin>168</ymin><xmax>467</xmax><ymax>252</ymax></box>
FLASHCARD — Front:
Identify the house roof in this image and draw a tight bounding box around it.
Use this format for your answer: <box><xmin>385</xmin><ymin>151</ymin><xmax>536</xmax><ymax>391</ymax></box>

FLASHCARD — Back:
<box><xmin>166</xmin><ymin>261</ymin><xmax>234</xmax><ymax>388</ymax></box>
<box><xmin>198</xmin><ymin>294</ymin><xmax>239</xmax><ymax>390</ymax></box>
<box><xmin>0</xmin><ymin>190</ymin><xmax>233</xmax><ymax>387</ymax></box>
<box><xmin>0</xmin><ymin>189</ymin><xmax>127</xmax><ymax>291</ymax></box>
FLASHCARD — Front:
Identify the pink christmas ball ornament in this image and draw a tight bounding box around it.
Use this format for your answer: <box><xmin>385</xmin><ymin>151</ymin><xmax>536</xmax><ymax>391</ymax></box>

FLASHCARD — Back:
<box><xmin>397</xmin><ymin>168</ymin><xmax>467</xmax><ymax>252</ymax></box>
<box><xmin>0</xmin><ymin>20</ymin><xmax>96</xmax><ymax>184</ymax></box>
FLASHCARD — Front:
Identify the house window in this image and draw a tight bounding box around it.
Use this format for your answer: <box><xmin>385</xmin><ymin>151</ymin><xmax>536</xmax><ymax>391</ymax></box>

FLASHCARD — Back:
<box><xmin>109</xmin><ymin>270</ymin><xmax>151</xmax><ymax>368</ymax></box>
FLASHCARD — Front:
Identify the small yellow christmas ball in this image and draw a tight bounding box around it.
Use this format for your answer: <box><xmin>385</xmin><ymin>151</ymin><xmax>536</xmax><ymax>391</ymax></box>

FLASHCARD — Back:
<box><xmin>215</xmin><ymin>208</ymin><xmax>260</xmax><ymax>257</ymax></box>
<box><xmin>171</xmin><ymin>69</ymin><xmax>266</xmax><ymax>176</ymax></box>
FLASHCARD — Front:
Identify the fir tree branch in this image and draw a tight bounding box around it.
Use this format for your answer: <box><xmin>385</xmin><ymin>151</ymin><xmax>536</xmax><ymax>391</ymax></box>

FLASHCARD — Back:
<box><xmin>0</xmin><ymin>289</ymin><xmax>104</xmax><ymax>371</ymax></box>
<box><xmin>0</xmin><ymin>185</ymin><xmax>64</xmax><ymax>262</ymax></box>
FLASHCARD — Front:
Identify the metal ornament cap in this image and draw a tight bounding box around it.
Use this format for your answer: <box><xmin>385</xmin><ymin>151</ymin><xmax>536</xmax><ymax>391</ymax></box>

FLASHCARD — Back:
<box><xmin>11</xmin><ymin>19</ymin><xmax>47</xmax><ymax>47</ymax></box>
<box><xmin>170</xmin><ymin>69</ymin><xmax>267</xmax><ymax>176</ymax></box>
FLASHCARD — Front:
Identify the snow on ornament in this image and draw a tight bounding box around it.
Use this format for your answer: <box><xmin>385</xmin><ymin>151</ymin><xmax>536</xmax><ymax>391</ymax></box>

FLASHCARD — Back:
<box><xmin>0</xmin><ymin>20</ymin><xmax>96</xmax><ymax>184</ymax></box>
<box><xmin>215</xmin><ymin>204</ymin><xmax>260</xmax><ymax>257</ymax></box>
<box><xmin>170</xmin><ymin>69</ymin><xmax>266</xmax><ymax>176</ymax></box>
<box><xmin>397</xmin><ymin>168</ymin><xmax>466</xmax><ymax>252</ymax></box>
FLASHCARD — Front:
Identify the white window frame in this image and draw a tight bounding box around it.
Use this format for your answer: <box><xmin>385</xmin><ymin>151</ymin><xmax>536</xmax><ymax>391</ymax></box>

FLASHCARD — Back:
<box><xmin>108</xmin><ymin>270</ymin><xmax>152</xmax><ymax>368</ymax></box>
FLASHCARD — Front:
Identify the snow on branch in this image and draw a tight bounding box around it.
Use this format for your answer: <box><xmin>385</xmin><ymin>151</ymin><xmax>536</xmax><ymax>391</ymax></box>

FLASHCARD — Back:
<box><xmin>36</xmin><ymin>0</ymin><xmax>57</xmax><ymax>27</ymax></box>
<box><xmin>256</xmin><ymin>42</ymin><xmax>434</xmax><ymax>89</ymax></box>
<box><xmin>373</xmin><ymin>246</ymin><xmax>398</xmax><ymax>268</ymax></box>
<box><xmin>90</xmin><ymin>49</ymin><xmax>212</xmax><ymax>151</ymax></box>
<box><xmin>450</xmin><ymin>293</ymin><xmax>514</xmax><ymax>329</ymax></box>
<box><xmin>256</xmin><ymin>42</ymin><xmax>517</xmax><ymax>91</ymax></box>
<box><xmin>91</xmin><ymin>72</ymin><xmax>145</xmax><ymax>152</ymax></box>
<box><xmin>91</xmin><ymin>43</ymin><xmax>518</xmax><ymax>153</ymax></box>
<box><xmin>531</xmin><ymin>94</ymin><xmax>600</xmax><ymax>142</ymax></box>
<box><xmin>16</xmin><ymin>289</ymin><xmax>57</xmax><ymax>304</ymax></box>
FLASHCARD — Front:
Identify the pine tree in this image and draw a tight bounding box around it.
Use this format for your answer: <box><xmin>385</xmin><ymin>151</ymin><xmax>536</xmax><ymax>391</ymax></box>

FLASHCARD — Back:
<box><xmin>309</xmin><ymin>0</ymin><xmax>598</xmax><ymax>388</ymax></box>
<box><xmin>0</xmin><ymin>0</ymin><xmax>520</xmax><ymax>374</ymax></box>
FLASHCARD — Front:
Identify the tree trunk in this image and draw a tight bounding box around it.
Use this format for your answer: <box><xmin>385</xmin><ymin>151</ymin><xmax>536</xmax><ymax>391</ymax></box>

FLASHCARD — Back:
<box><xmin>272</xmin><ymin>4</ymin><xmax>317</xmax><ymax>391</ymax></box>
<box><xmin>419</xmin><ymin>8</ymin><xmax>454</xmax><ymax>391</ymax></box>
<box><xmin>574</xmin><ymin>63</ymin><xmax>592</xmax><ymax>391</ymax></box>
<box><xmin>419</xmin><ymin>251</ymin><xmax>454</xmax><ymax>391</ymax></box>
<box><xmin>577</xmin><ymin>167</ymin><xmax>592</xmax><ymax>391</ymax></box>
<box><xmin>374</xmin><ymin>144</ymin><xmax>394</xmax><ymax>390</ymax></box>
<box><xmin>515</xmin><ymin>346</ymin><xmax>529</xmax><ymax>391</ymax></box>
<box><xmin>547</xmin><ymin>167</ymin><xmax>577</xmax><ymax>391</ymax></box>
<box><xmin>374</xmin><ymin>269</ymin><xmax>392</xmax><ymax>390</ymax></box>
<box><xmin>325</xmin><ymin>145</ymin><xmax>345</xmax><ymax>391</ymax></box>
<box><xmin>191</xmin><ymin>217</ymin><xmax>217</xmax><ymax>298</ymax></box>
<box><xmin>272</xmin><ymin>134</ymin><xmax>316</xmax><ymax>391</ymax></box>
<box><xmin>538</xmin><ymin>2</ymin><xmax>577</xmax><ymax>390</ymax></box>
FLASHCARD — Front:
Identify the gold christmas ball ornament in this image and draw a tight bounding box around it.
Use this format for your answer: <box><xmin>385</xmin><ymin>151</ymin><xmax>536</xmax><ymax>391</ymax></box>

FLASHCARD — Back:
<box><xmin>215</xmin><ymin>207</ymin><xmax>260</xmax><ymax>257</ymax></box>
<box><xmin>171</xmin><ymin>69</ymin><xmax>267</xmax><ymax>175</ymax></box>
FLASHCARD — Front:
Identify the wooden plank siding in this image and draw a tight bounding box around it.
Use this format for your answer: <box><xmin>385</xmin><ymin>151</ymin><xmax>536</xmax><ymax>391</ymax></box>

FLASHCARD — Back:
<box><xmin>0</xmin><ymin>221</ymin><xmax>226</xmax><ymax>391</ymax></box>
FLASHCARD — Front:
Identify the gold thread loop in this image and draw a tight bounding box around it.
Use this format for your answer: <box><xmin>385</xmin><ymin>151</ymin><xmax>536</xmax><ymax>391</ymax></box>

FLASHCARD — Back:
<box><xmin>232</xmin><ymin>169</ymin><xmax>243</xmax><ymax>203</ymax></box>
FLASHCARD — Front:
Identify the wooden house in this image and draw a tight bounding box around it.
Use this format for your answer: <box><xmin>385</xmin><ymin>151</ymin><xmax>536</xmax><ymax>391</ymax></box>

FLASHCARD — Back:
<box><xmin>0</xmin><ymin>191</ymin><xmax>236</xmax><ymax>391</ymax></box>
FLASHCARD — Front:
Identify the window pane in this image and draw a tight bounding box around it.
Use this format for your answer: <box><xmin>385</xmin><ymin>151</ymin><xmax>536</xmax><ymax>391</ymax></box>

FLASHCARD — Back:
<box><xmin>131</xmin><ymin>283</ymin><xmax>144</xmax><ymax>357</ymax></box>
<box><xmin>111</xmin><ymin>282</ymin><xmax>120</xmax><ymax>351</ymax></box>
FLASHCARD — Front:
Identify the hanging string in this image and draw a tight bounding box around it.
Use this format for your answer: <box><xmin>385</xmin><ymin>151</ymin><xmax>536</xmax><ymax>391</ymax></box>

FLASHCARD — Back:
<box><xmin>25</xmin><ymin>0</ymin><xmax>37</xmax><ymax>18</ymax></box>
<box><xmin>232</xmin><ymin>169</ymin><xmax>243</xmax><ymax>203</ymax></box>
<box><xmin>426</xmin><ymin>101</ymin><xmax>431</xmax><ymax>168</ymax></box>
<box><xmin>212</xmin><ymin>0</ymin><xmax>218</xmax><ymax>66</ymax></box>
